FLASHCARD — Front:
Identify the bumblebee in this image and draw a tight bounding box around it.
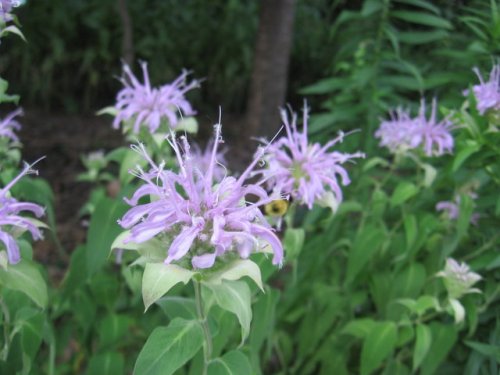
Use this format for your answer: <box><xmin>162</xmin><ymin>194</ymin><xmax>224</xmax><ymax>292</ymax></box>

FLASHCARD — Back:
<box><xmin>264</xmin><ymin>199</ymin><xmax>289</xmax><ymax>217</ymax></box>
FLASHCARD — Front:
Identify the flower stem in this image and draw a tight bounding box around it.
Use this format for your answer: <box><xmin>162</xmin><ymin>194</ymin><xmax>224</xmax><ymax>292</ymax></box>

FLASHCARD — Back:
<box><xmin>0</xmin><ymin>297</ymin><xmax>10</xmax><ymax>361</ymax></box>
<box><xmin>194</xmin><ymin>280</ymin><xmax>212</xmax><ymax>375</ymax></box>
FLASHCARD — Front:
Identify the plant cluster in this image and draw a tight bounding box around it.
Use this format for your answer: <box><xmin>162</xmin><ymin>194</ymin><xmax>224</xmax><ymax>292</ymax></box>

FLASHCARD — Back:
<box><xmin>0</xmin><ymin>1</ymin><xmax>499</xmax><ymax>375</ymax></box>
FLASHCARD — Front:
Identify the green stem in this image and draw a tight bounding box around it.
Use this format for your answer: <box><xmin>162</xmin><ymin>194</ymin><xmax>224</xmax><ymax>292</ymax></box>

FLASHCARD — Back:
<box><xmin>194</xmin><ymin>280</ymin><xmax>212</xmax><ymax>375</ymax></box>
<box><xmin>0</xmin><ymin>297</ymin><xmax>10</xmax><ymax>361</ymax></box>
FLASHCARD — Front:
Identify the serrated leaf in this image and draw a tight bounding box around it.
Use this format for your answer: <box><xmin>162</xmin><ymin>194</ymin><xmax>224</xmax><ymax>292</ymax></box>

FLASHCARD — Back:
<box><xmin>207</xmin><ymin>350</ymin><xmax>252</xmax><ymax>375</ymax></box>
<box><xmin>0</xmin><ymin>260</ymin><xmax>47</xmax><ymax>308</ymax></box>
<box><xmin>361</xmin><ymin>322</ymin><xmax>397</xmax><ymax>375</ymax></box>
<box><xmin>134</xmin><ymin>318</ymin><xmax>203</xmax><ymax>375</ymax></box>
<box><xmin>205</xmin><ymin>280</ymin><xmax>251</xmax><ymax>344</ymax></box>
<box><xmin>413</xmin><ymin>324</ymin><xmax>432</xmax><ymax>371</ymax></box>
<box><xmin>205</xmin><ymin>259</ymin><xmax>263</xmax><ymax>291</ymax></box>
<box><xmin>142</xmin><ymin>263</ymin><xmax>194</xmax><ymax>311</ymax></box>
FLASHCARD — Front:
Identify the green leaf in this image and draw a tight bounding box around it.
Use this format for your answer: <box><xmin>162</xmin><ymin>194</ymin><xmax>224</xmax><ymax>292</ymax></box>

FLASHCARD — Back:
<box><xmin>142</xmin><ymin>263</ymin><xmax>194</xmax><ymax>311</ymax></box>
<box><xmin>98</xmin><ymin>314</ymin><xmax>131</xmax><ymax>349</ymax></box>
<box><xmin>346</xmin><ymin>225</ymin><xmax>385</xmax><ymax>283</ymax></box>
<box><xmin>415</xmin><ymin>295</ymin><xmax>440</xmax><ymax>316</ymax></box>
<box><xmin>361</xmin><ymin>322</ymin><xmax>398</xmax><ymax>375</ymax></box>
<box><xmin>391</xmin><ymin>182</ymin><xmax>418</xmax><ymax>206</ymax></box>
<box><xmin>404</xmin><ymin>214</ymin><xmax>417</xmax><ymax>251</ymax></box>
<box><xmin>448</xmin><ymin>298</ymin><xmax>465</xmax><ymax>323</ymax></box>
<box><xmin>205</xmin><ymin>259</ymin><xmax>263</xmax><ymax>291</ymax></box>
<box><xmin>464</xmin><ymin>340</ymin><xmax>500</xmax><ymax>362</ymax></box>
<box><xmin>17</xmin><ymin>310</ymin><xmax>44</xmax><ymax>359</ymax></box>
<box><xmin>205</xmin><ymin>280</ymin><xmax>252</xmax><ymax>343</ymax></box>
<box><xmin>119</xmin><ymin>148</ymin><xmax>148</xmax><ymax>184</ymax></box>
<box><xmin>391</xmin><ymin>11</ymin><xmax>453</xmax><ymax>29</ymax></box>
<box><xmin>413</xmin><ymin>324</ymin><xmax>432</xmax><ymax>371</ymax></box>
<box><xmin>86</xmin><ymin>352</ymin><xmax>124</xmax><ymax>375</ymax></box>
<box><xmin>420</xmin><ymin>323</ymin><xmax>458</xmax><ymax>375</ymax></box>
<box><xmin>422</xmin><ymin>163</ymin><xmax>437</xmax><ymax>187</ymax></box>
<box><xmin>342</xmin><ymin>319</ymin><xmax>376</xmax><ymax>339</ymax></box>
<box><xmin>175</xmin><ymin>117</ymin><xmax>198</xmax><ymax>134</ymax></box>
<box><xmin>156</xmin><ymin>296</ymin><xmax>197</xmax><ymax>320</ymax></box>
<box><xmin>398</xmin><ymin>30</ymin><xmax>448</xmax><ymax>44</ymax></box>
<box><xmin>134</xmin><ymin>318</ymin><xmax>203</xmax><ymax>375</ymax></box>
<box><xmin>452</xmin><ymin>142</ymin><xmax>480</xmax><ymax>172</ymax></box>
<box><xmin>391</xmin><ymin>263</ymin><xmax>426</xmax><ymax>299</ymax></box>
<box><xmin>283</xmin><ymin>228</ymin><xmax>305</xmax><ymax>260</ymax></box>
<box><xmin>207</xmin><ymin>350</ymin><xmax>252</xmax><ymax>375</ymax></box>
<box><xmin>0</xmin><ymin>260</ymin><xmax>47</xmax><ymax>308</ymax></box>
<box><xmin>86</xmin><ymin>196</ymin><xmax>129</xmax><ymax>275</ymax></box>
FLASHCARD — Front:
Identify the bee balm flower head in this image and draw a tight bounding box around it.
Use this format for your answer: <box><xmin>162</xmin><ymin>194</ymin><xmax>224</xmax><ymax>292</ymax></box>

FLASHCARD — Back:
<box><xmin>113</xmin><ymin>62</ymin><xmax>199</xmax><ymax>134</ymax></box>
<box><xmin>118</xmin><ymin>125</ymin><xmax>283</xmax><ymax>269</ymax></box>
<box><xmin>255</xmin><ymin>104</ymin><xmax>364</xmax><ymax>211</ymax></box>
<box><xmin>467</xmin><ymin>65</ymin><xmax>500</xmax><ymax>115</ymax></box>
<box><xmin>376</xmin><ymin>99</ymin><xmax>453</xmax><ymax>157</ymax></box>
<box><xmin>0</xmin><ymin>162</ymin><xmax>45</xmax><ymax>264</ymax></box>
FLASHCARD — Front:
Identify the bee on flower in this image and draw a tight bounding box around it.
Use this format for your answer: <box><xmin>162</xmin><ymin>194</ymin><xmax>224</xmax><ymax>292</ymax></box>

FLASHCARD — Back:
<box><xmin>118</xmin><ymin>125</ymin><xmax>283</xmax><ymax>270</ymax></box>
<box><xmin>254</xmin><ymin>104</ymin><xmax>364</xmax><ymax>212</ymax></box>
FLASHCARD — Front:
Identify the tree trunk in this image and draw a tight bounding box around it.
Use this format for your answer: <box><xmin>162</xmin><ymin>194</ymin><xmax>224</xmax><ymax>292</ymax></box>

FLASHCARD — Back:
<box><xmin>117</xmin><ymin>0</ymin><xmax>134</xmax><ymax>66</ymax></box>
<box><xmin>245</xmin><ymin>0</ymin><xmax>295</xmax><ymax>140</ymax></box>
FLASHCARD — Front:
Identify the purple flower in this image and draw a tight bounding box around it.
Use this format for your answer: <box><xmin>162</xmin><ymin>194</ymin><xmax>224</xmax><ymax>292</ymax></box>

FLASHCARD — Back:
<box><xmin>436</xmin><ymin>192</ymin><xmax>479</xmax><ymax>225</ymax></box>
<box><xmin>411</xmin><ymin>99</ymin><xmax>454</xmax><ymax>156</ymax></box>
<box><xmin>113</xmin><ymin>62</ymin><xmax>199</xmax><ymax>134</ymax></box>
<box><xmin>374</xmin><ymin>108</ymin><xmax>414</xmax><ymax>153</ymax></box>
<box><xmin>0</xmin><ymin>163</ymin><xmax>45</xmax><ymax>264</ymax></box>
<box><xmin>467</xmin><ymin>65</ymin><xmax>500</xmax><ymax>115</ymax></box>
<box><xmin>118</xmin><ymin>126</ymin><xmax>283</xmax><ymax>270</ymax></box>
<box><xmin>255</xmin><ymin>105</ymin><xmax>364</xmax><ymax>210</ymax></box>
<box><xmin>375</xmin><ymin>99</ymin><xmax>453</xmax><ymax>157</ymax></box>
<box><xmin>0</xmin><ymin>0</ymin><xmax>17</xmax><ymax>23</ymax></box>
<box><xmin>190</xmin><ymin>140</ymin><xmax>227</xmax><ymax>183</ymax></box>
<box><xmin>0</xmin><ymin>108</ymin><xmax>22</xmax><ymax>142</ymax></box>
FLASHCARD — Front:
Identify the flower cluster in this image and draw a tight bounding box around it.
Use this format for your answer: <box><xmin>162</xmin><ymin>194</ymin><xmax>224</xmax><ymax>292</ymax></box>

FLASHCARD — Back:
<box><xmin>375</xmin><ymin>99</ymin><xmax>454</xmax><ymax>156</ymax></box>
<box><xmin>467</xmin><ymin>65</ymin><xmax>500</xmax><ymax>115</ymax></box>
<box><xmin>255</xmin><ymin>105</ymin><xmax>364</xmax><ymax>211</ymax></box>
<box><xmin>0</xmin><ymin>108</ymin><xmax>22</xmax><ymax>142</ymax></box>
<box><xmin>0</xmin><ymin>163</ymin><xmax>45</xmax><ymax>264</ymax></box>
<box><xmin>113</xmin><ymin>62</ymin><xmax>199</xmax><ymax>134</ymax></box>
<box><xmin>437</xmin><ymin>258</ymin><xmax>481</xmax><ymax>299</ymax></box>
<box><xmin>118</xmin><ymin>126</ymin><xmax>283</xmax><ymax>270</ymax></box>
